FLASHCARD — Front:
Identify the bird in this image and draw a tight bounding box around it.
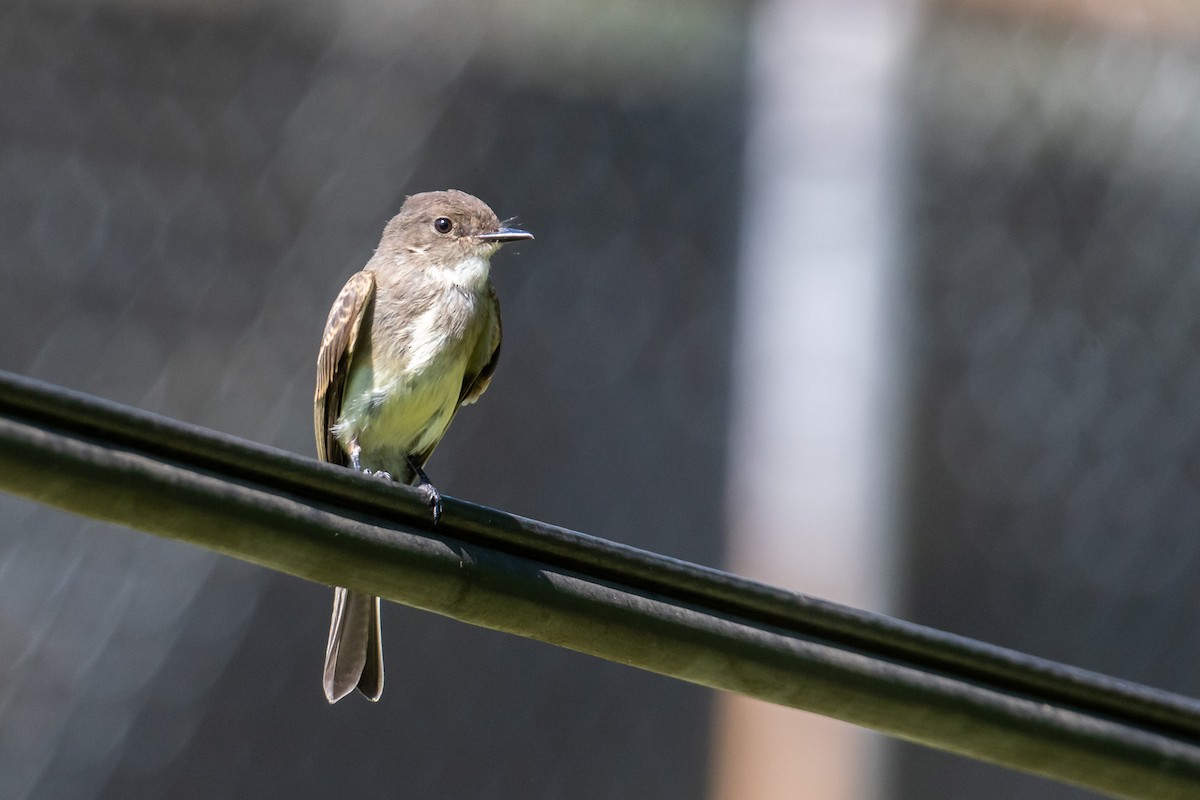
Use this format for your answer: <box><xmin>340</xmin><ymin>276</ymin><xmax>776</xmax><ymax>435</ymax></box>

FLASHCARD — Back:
<box><xmin>314</xmin><ymin>189</ymin><xmax>532</xmax><ymax>703</ymax></box>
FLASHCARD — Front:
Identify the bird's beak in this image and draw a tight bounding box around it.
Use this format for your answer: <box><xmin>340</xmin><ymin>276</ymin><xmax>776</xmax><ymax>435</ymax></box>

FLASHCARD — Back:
<box><xmin>476</xmin><ymin>227</ymin><xmax>534</xmax><ymax>244</ymax></box>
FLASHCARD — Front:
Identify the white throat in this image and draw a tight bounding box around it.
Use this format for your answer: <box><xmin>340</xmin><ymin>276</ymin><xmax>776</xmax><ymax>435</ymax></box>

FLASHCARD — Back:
<box><xmin>428</xmin><ymin>252</ymin><xmax>492</xmax><ymax>291</ymax></box>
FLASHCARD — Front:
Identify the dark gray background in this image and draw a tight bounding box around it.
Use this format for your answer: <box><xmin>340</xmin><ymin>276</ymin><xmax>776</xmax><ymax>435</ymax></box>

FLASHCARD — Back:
<box><xmin>3</xmin><ymin>1</ymin><xmax>1199</xmax><ymax>798</ymax></box>
<box><xmin>0</xmin><ymin>3</ymin><xmax>742</xmax><ymax>798</ymax></box>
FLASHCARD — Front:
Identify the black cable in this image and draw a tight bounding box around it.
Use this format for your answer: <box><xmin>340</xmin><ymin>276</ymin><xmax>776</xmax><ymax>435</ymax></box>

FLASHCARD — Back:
<box><xmin>1</xmin><ymin>369</ymin><xmax>1198</xmax><ymax>798</ymax></box>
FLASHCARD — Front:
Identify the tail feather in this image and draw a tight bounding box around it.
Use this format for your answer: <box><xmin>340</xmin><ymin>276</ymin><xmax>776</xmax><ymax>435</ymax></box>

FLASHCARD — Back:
<box><xmin>323</xmin><ymin>588</ymin><xmax>384</xmax><ymax>703</ymax></box>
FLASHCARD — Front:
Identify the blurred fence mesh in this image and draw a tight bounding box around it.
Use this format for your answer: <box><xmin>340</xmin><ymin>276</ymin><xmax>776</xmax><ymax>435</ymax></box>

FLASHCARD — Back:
<box><xmin>0</xmin><ymin>2</ymin><xmax>744</xmax><ymax>798</ymax></box>
<box><xmin>5</xmin><ymin>0</ymin><xmax>1200</xmax><ymax>798</ymax></box>
<box><xmin>895</xmin><ymin>5</ymin><xmax>1200</xmax><ymax>799</ymax></box>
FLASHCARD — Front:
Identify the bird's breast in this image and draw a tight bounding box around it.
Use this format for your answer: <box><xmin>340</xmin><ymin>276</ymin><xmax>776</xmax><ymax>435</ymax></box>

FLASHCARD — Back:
<box><xmin>334</xmin><ymin>285</ymin><xmax>486</xmax><ymax>472</ymax></box>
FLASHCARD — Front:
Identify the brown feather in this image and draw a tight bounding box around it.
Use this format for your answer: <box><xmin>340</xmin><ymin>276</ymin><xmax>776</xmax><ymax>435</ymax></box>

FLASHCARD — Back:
<box><xmin>313</xmin><ymin>189</ymin><xmax>529</xmax><ymax>704</ymax></box>
<box><xmin>459</xmin><ymin>284</ymin><xmax>502</xmax><ymax>407</ymax></box>
<box><xmin>313</xmin><ymin>270</ymin><xmax>376</xmax><ymax>466</ymax></box>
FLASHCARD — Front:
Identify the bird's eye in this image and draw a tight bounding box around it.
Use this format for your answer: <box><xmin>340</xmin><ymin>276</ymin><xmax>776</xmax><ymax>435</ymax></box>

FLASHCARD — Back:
<box><xmin>433</xmin><ymin>217</ymin><xmax>453</xmax><ymax>234</ymax></box>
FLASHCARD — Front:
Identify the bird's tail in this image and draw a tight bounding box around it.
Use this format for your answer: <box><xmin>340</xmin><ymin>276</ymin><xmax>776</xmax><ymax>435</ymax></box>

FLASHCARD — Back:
<box><xmin>323</xmin><ymin>587</ymin><xmax>384</xmax><ymax>703</ymax></box>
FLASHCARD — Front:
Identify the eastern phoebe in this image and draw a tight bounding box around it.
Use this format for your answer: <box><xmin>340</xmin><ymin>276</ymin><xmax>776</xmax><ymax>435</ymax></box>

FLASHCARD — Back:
<box><xmin>314</xmin><ymin>189</ymin><xmax>532</xmax><ymax>703</ymax></box>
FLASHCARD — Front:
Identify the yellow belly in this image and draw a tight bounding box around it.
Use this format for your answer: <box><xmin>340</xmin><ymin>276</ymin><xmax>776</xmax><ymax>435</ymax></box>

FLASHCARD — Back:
<box><xmin>334</xmin><ymin>347</ymin><xmax>468</xmax><ymax>476</ymax></box>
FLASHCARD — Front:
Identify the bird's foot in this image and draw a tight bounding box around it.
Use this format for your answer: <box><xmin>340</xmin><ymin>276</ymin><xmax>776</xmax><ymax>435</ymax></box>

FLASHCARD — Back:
<box><xmin>416</xmin><ymin>482</ymin><xmax>442</xmax><ymax>525</ymax></box>
<box><xmin>348</xmin><ymin>443</ymin><xmax>393</xmax><ymax>481</ymax></box>
<box><xmin>408</xmin><ymin>458</ymin><xmax>443</xmax><ymax>525</ymax></box>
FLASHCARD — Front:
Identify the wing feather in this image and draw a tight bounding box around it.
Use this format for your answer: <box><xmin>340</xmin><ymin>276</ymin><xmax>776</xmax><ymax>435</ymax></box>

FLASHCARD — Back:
<box><xmin>459</xmin><ymin>285</ymin><xmax>502</xmax><ymax>407</ymax></box>
<box><xmin>314</xmin><ymin>271</ymin><xmax>376</xmax><ymax>466</ymax></box>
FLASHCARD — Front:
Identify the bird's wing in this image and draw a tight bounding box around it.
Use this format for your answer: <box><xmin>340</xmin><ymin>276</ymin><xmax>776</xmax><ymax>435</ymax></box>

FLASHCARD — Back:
<box><xmin>314</xmin><ymin>270</ymin><xmax>376</xmax><ymax>466</ymax></box>
<box><xmin>458</xmin><ymin>284</ymin><xmax>502</xmax><ymax>407</ymax></box>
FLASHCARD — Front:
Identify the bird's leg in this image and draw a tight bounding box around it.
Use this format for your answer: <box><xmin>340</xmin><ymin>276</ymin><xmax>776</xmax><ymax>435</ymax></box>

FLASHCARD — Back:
<box><xmin>407</xmin><ymin>457</ymin><xmax>442</xmax><ymax>525</ymax></box>
<box><xmin>348</xmin><ymin>441</ymin><xmax>391</xmax><ymax>481</ymax></box>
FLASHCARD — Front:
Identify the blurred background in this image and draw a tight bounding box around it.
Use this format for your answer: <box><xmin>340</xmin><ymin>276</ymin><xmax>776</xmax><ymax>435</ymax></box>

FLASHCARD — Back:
<box><xmin>2</xmin><ymin>0</ymin><xmax>1200</xmax><ymax>797</ymax></box>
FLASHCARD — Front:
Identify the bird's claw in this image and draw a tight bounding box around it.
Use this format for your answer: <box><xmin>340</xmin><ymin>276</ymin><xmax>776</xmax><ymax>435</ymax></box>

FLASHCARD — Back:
<box><xmin>417</xmin><ymin>482</ymin><xmax>442</xmax><ymax>525</ymax></box>
<box><xmin>363</xmin><ymin>469</ymin><xmax>392</xmax><ymax>481</ymax></box>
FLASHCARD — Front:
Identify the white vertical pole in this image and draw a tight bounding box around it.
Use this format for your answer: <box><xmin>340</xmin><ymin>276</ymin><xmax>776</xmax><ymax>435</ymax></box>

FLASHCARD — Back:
<box><xmin>712</xmin><ymin>0</ymin><xmax>914</xmax><ymax>797</ymax></box>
